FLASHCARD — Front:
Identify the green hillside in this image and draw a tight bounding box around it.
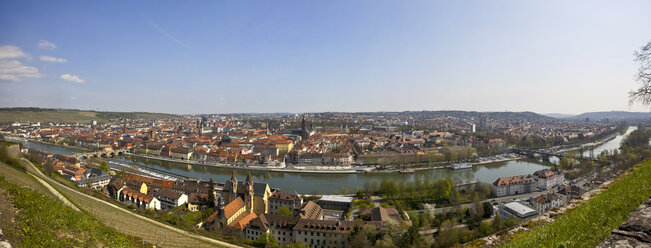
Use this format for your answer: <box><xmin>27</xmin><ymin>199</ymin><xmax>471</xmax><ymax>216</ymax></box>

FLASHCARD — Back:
<box><xmin>503</xmin><ymin>160</ymin><xmax>651</xmax><ymax>248</ymax></box>
<box><xmin>0</xmin><ymin>108</ymin><xmax>177</xmax><ymax>124</ymax></box>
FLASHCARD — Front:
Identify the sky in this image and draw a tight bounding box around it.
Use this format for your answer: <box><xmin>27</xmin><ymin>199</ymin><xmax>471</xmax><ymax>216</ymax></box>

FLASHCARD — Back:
<box><xmin>1</xmin><ymin>0</ymin><xmax>650</xmax><ymax>115</ymax></box>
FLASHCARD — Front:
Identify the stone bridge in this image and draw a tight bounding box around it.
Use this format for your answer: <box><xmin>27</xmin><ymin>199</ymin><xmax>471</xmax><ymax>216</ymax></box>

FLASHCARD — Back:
<box><xmin>72</xmin><ymin>148</ymin><xmax>129</xmax><ymax>160</ymax></box>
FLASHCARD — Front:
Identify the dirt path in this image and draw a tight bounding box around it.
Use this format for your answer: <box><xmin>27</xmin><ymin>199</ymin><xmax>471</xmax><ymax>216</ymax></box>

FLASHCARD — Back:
<box><xmin>20</xmin><ymin>158</ymin><xmax>241</xmax><ymax>248</ymax></box>
<box><xmin>25</xmin><ymin>170</ymin><xmax>80</xmax><ymax>212</ymax></box>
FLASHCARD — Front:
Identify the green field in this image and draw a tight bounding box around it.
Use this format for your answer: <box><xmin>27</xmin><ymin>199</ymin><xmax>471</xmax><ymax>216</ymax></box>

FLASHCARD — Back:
<box><xmin>15</xmin><ymin>161</ymin><xmax>224</xmax><ymax>247</ymax></box>
<box><xmin>0</xmin><ymin>108</ymin><xmax>177</xmax><ymax>124</ymax></box>
<box><xmin>503</xmin><ymin>160</ymin><xmax>651</xmax><ymax>248</ymax></box>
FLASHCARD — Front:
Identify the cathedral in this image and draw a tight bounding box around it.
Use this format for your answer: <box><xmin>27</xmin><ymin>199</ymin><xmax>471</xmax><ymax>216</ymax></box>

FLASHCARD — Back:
<box><xmin>221</xmin><ymin>171</ymin><xmax>272</xmax><ymax>215</ymax></box>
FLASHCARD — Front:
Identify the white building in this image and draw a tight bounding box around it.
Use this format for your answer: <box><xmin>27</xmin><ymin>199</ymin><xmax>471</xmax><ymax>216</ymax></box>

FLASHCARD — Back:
<box><xmin>497</xmin><ymin>202</ymin><xmax>538</xmax><ymax>221</ymax></box>
<box><xmin>533</xmin><ymin>169</ymin><xmax>565</xmax><ymax>190</ymax></box>
<box><xmin>532</xmin><ymin>193</ymin><xmax>564</xmax><ymax>213</ymax></box>
<box><xmin>317</xmin><ymin>195</ymin><xmax>353</xmax><ymax>210</ymax></box>
<box><xmin>151</xmin><ymin>189</ymin><xmax>188</xmax><ymax>209</ymax></box>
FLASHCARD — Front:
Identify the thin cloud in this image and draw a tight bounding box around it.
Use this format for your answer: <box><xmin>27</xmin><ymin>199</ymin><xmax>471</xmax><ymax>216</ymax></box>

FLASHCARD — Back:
<box><xmin>151</xmin><ymin>21</ymin><xmax>187</xmax><ymax>48</ymax></box>
<box><xmin>40</xmin><ymin>55</ymin><xmax>67</xmax><ymax>63</ymax></box>
<box><xmin>0</xmin><ymin>45</ymin><xmax>30</xmax><ymax>60</ymax></box>
<box><xmin>0</xmin><ymin>45</ymin><xmax>40</xmax><ymax>82</ymax></box>
<box><xmin>60</xmin><ymin>73</ymin><xmax>85</xmax><ymax>83</ymax></box>
<box><xmin>38</xmin><ymin>40</ymin><xmax>57</xmax><ymax>50</ymax></box>
<box><xmin>0</xmin><ymin>60</ymin><xmax>42</xmax><ymax>82</ymax></box>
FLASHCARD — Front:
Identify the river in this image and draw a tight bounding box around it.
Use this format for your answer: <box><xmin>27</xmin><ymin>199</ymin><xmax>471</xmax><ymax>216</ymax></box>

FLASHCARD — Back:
<box><xmin>16</xmin><ymin>126</ymin><xmax>636</xmax><ymax>194</ymax></box>
<box><xmin>582</xmin><ymin>126</ymin><xmax>637</xmax><ymax>158</ymax></box>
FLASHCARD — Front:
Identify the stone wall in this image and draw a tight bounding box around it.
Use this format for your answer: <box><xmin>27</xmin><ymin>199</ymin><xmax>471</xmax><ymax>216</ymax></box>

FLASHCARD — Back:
<box><xmin>597</xmin><ymin>196</ymin><xmax>651</xmax><ymax>247</ymax></box>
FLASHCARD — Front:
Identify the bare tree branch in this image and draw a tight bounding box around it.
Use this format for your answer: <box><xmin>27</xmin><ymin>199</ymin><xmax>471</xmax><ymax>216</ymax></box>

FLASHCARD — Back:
<box><xmin>630</xmin><ymin>40</ymin><xmax>651</xmax><ymax>109</ymax></box>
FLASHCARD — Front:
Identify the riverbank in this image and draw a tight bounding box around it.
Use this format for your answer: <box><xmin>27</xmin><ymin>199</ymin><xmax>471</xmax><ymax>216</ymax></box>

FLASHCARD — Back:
<box><xmin>126</xmin><ymin>152</ymin><xmax>375</xmax><ymax>174</ymax></box>
<box><xmin>7</xmin><ymin>136</ymin><xmax>93</xmax><ymax>152</ymax></box>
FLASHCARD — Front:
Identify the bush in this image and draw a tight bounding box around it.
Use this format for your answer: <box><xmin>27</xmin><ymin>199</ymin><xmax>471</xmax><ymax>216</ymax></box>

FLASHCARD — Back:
<box><xmin>0</xmin><ymin>145</ymin><xmax>24</xmax><ymax>172</ymax></box>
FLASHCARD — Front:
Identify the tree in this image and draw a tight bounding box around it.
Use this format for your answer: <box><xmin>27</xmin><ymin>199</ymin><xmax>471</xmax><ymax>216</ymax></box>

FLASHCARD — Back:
<box><xmin>208</xmin><ymin>178</ymin><xmax>216</xmax><ymax>208</ymax></box>
<box><xmin>42</xmin><ymin>160</ymin><xmax>54</xmax><ymax>177</ymax></box>
<box><xmin>374</xmin><ymin>234</ymin><xmax>395</xmax><ymax>248</ymax></box>
<box><xmin>398</xmin><ymin>224</ymin><xmax>425</xmax><ymax>247</ymax></box>
<box><xmin>98</xmin><ymin>161</ymin><xmax>109</xmax><ymax>172</ymax></box>
<box><xmin>491</xmin><ymin>215</ymin><xmax>504</xmax><ymax>231</ymax></box>
<box><xmin>479</xmin><ymin>220</ymin><xmax>493</xmax><ymax>236</ymax></box>
<box><xmin>349</xmin><ymin>226</ymin><xmax>371</xmax><ymax>248</ymax></box>
<box><xmin>434</xmin><ymin>219</ymin><xmax>460</xmax><ymax>248</ymax></box>
<box><xmin>630</xmin><ymin>40</ymin><xmax>651</xmax><ymax>107</ymax></box>
<box><xmin>277</xmin><ymin>206</ymin><xmax>293</xmax><ymax>217</ymax></box>
<box><xmin>255</xmin><ymin>233</ymin><xmax>277</xmax><ymax>248</ymax></box>
<box><xmin>482</xmin><ymin>202</ymin><xmax>494</xmax><ymax>218</ymax></box>
<box><xmin>468</xmin><ymin>195</ymin><xmax>484</xmax><ymax>228</ymax></box>
<box><xmin>284</xmin><ymin>242</ymin><xmax>309</xmax><ymax>248</ymax></box>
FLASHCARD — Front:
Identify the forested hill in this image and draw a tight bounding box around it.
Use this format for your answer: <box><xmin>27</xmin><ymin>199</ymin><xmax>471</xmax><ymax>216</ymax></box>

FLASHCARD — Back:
<box><xmin>0</xmin><ymin>108</ymin><xmax>177</xmax><ymax>124</ymax></box>
<box><xmin>568</xmin><ymin>111</ymin><xmax>651</xmax><ymax>121</ymax></box>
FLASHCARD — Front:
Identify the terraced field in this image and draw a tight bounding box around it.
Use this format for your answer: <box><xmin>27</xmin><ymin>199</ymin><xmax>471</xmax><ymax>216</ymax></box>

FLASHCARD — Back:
<box><xmin>19</xmin><ymin>159</ymin><xmax>238</xmax><ymax>248</ymax></box>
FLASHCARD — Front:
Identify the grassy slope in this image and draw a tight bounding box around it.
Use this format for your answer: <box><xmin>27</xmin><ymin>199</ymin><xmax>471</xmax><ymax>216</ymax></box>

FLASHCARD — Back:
<box><xmin>0</xmin><ymin>161</ymin><xmax>52</xmax><ymax>197</ymax></box>
<box><xmin>0</xmin><ymin>162</ymin><xmax>149</xmax><ymax>247</ymax></box>
<box><xmin>503</xmin><ymin>160</ymin><xmax>651</xmax><ymax>248</ymax></box>
<box><xmin>24</xmin><ymin>162</ymin><xmax>221</xmax><ymax>248</ymax></box>
<box><xmin>0</xmin><ymin>108</ymin><xmax>176</xmax><ymax>124</ymax></box>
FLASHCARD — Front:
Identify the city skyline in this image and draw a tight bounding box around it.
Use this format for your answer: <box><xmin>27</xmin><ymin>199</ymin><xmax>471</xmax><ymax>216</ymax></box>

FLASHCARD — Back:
<box><xmin>1</xmin><ymin>1</ymin><xmax>651</xmax><ymax>114</ymax></box>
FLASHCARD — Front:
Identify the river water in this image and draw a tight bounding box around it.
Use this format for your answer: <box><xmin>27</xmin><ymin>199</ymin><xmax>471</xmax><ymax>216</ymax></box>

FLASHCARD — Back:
<box><xmin>17</xmin><ymin>126</ymin><xmax>636</xmax><ymax>194</ymax></box>
<box><xmin>582</xmin><ymin>126</ymin><xmax>637</xmax><ymax>158</ymax></box>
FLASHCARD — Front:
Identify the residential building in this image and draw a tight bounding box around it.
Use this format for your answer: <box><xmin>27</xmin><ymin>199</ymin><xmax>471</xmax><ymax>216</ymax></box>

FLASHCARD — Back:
<box><xmin>188</xmin><ymin>193</ymin><xmax>210</xmax><ymax>212</ymax></box>
<box><xmin>532</xmin><ymin>193</ymin><xmax>563</xmax><ymax>213</ymax></box>
<box><xmin>119</xmin><ymin>188</ymin><xmax>161</xmax><ymax>210</ymax></box>
<box><xmin>269</xmin><ymin>191</ymin><xmax>303</xmax><ymax>215</ymax></box>
<box><xmin>491</xmin><ymin>174</ymin><xmax>537</xmax><ymax>197</ymax></box>
<box><xmin>533</xmin><ymin>169</ymin><xmax>564</xmax><ymax>190</ymax></box>
<box><xmin>151</xmin><ymin>188</ymin><xmax>188</xmax><ymax>210</ymax></box>
<box><xmin>76</xmin><ymin>168</ymin><xmax>112</xmax><ymax>189</ymax></box>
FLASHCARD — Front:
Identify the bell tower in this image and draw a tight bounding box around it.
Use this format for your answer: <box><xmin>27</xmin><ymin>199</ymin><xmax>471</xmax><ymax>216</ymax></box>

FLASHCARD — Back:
<box><xmin>245</xmin><ymin>173</ymin><xmax>254</xmax><ymax>213</ymax></box>
<box><xmin>227</xmin><ymin>170</ymin><xmax>237</xmax><ymax>203</ymax></box>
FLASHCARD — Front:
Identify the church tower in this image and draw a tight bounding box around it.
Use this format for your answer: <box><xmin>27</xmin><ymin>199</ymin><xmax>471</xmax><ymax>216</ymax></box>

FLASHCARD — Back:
<box><xmin>227</xmin><ymin>170</ymin><xmax>238</xmax><ymax>203</ymax></box>
<box><xmin>245</xmin><ymin>173</ymin><xmax>254</xmax><ymax>213</ymax></box>
<box><xmin>300</xmin><ymin>116</ymin><xmax>308</xmax><ymax>140</ymax></box>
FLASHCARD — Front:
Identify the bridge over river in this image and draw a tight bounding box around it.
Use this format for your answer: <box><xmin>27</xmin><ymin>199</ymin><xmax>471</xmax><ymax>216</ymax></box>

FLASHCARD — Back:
<box><xmin>72</xmin><ymin>149</ymin><xmax>130</xmax><ymax>160</ymax></box>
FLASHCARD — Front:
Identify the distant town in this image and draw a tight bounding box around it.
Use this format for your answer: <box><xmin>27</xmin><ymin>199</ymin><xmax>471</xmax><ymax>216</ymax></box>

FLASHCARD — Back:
<box><xmin>1</xmin><ymin>111</ymin><xmax>621</xmax><ymax>173</ymax></box>
<box><xmin>2</xmin><ymin>109</ymin><xmax>649</xmax><ymax>247</ymax></box>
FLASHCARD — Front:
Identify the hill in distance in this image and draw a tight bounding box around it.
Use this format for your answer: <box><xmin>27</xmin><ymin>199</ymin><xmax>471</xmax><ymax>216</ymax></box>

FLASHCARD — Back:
<box><xmin>568</xmin><ymin>111</ymin><xmax>651</xmax><ymax>121</ymax></box>
<box><xmin>543</xmin><ymin>113</ymin><xmax>576</xmax><ymax>119</ymax></box>
<box><xmin>0</xmin><ymin>108</ymin><xmax>178</xmax><ymax>124</ymax></box>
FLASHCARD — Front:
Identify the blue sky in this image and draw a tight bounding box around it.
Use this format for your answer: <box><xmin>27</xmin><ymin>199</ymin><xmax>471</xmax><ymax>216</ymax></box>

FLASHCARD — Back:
<box><xmin>1</xmin><ymin>0</ymin><xmax>650</xmax><ymax>114</ymax></box>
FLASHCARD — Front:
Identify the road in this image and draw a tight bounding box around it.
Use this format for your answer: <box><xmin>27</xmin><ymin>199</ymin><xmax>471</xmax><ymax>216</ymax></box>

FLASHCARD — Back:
<box><xmin>407</xmin><ymin>187</ymin><xmax>560</xmax><ymax>216</ymax></box>
<box><xmin>419</xmin><ymin>223</ymin><xmax>469</xmax><ymax>235</ymax></box>
<box><xmin>371</xmin><ymin>196</ymin><xmax>381</xmax><ymax>207</ymax></box>
<box><xmin>20</xmin><ymin>158</ymin><xmax>241</xmax><ymax>248</ymax></box>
